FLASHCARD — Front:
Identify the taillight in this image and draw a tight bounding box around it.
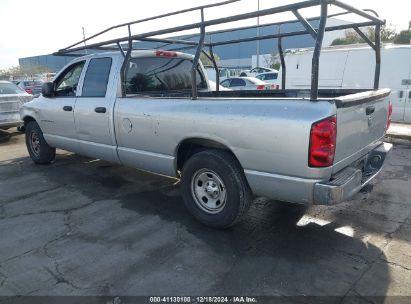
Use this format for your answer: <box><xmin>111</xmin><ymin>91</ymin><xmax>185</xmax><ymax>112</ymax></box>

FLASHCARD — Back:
<box><xmin>256</xmin><ymin>85</ymin><xmax>265</xmax><ymax>90</ymax></box>
<box><xmin>25</xmin><ymin>89</ymin><xmax>33</xmax><ymax>94</ymax></box>
<box><xmin>155</xmin><ymin>50</ymin><xmax>177</xmax><ymax>57</ymax></box>
<box><xmin>309</xmin><ymin>116</ymin><xmax>337</xmax><ymax>168</ymax></box>
<box><xmin>386</xmin><ymin>101</ymin><xmax>393</xmax><ymax>131</ymax></box>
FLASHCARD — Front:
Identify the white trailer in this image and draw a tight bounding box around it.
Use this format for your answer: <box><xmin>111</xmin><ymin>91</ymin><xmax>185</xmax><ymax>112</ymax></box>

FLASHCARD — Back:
<box><xmin>281</xmin><ymin>44</ymin><xmax>411</xmax><ymax>123</ymax></box>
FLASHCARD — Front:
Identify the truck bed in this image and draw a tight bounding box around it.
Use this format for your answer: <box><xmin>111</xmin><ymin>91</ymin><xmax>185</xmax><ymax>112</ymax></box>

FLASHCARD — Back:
<box><xmin>130</xmin><ymin>88</ymin><xmax>375</xmax><ymax>102</ymax></box>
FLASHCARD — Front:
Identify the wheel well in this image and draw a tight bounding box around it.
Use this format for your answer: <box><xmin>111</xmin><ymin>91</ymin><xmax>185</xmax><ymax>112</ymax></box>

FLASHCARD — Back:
<box><xmin>176</xmin><ymin>138</ymin><xmax>239</xmax><ymax>172</ymax></box>
<box><xmin>23</xmin><ymin>116</ymin><xmax>36</xmax><ymax>126</ymax></box>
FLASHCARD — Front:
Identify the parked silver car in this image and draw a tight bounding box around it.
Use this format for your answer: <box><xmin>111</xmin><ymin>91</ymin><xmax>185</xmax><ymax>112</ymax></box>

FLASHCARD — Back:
<box><xmin>17</xmin><ymin>80</ymin><xmax>43</xmax><ymax>97</ymax></box>
<box><xmin>239</xmin><ymin>67</ymin><xmax>276</xmax><ymax>77</ymax></box>
<box><xmin>220</xmin><ymin>77</ymin><xmax>274</xmax><ymax>90</ymax></box>
<box><xmin>0</xmin><ymin>81</ymin><xmax>33</xmax><ymax>130</ymax></box>
<box><xmin>256</xmin><ymin>72</ymin><xmax>280</xmax><ymax>88</ymax></box>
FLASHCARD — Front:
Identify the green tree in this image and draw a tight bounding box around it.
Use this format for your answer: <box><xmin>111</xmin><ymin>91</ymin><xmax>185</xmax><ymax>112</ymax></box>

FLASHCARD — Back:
<box><xmin>331</xmin><ymin>30</ymin><xmax>363</xmax><ymax>46</ymax></box>
<box><xmin>263</xmin><ymin>51</ymin><xmax>281</xmax><ymax>70</ymax></box>
<box><xmin>393</xmin><ymin>20</ymin><xmax>411</xmax><ymax>44</ymax></box>
<box><xmin>0</xmin><ymin>65</ymin><xmax>52</xmax><ymax>80</ymax></box>
<box><xmin>394</xmin><ymin>30</ymin><xmax>411</xmax><ymax>44</ymax></box>
<box><xmin>331</xmin><ymin>24</ymin><xmax>397</xmax><ymax>46</ymax></box>
<box><xmin>200</xmin><ymin>51</ymin><xmax>221</xmax><ymax>67</ymax></box>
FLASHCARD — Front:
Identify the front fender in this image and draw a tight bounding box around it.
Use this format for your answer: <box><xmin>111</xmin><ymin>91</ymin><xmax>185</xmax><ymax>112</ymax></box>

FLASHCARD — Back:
<box><xmin>20</xmin><ymin>102</ymin><xmax>40</xmax><ymax>124</ymax></box>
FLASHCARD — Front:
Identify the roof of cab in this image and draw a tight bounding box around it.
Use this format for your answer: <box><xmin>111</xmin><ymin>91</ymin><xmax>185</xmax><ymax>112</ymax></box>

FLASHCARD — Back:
<box><xmin>75</xmin><ymin>49</ymin><xmax>194</xmax><ymax>61</ymax></box>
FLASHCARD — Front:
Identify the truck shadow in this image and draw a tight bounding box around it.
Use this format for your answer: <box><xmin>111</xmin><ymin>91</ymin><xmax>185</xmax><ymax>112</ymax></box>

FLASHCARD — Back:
<box><xmin>0</xmin><ymin>154</ymin><xmax>392</xmax><ymax>300</ymax></box>
<box><xmin>120</xmin><ymin>186</ymin><xmax>391</xmax><ymax>300</ymax></box>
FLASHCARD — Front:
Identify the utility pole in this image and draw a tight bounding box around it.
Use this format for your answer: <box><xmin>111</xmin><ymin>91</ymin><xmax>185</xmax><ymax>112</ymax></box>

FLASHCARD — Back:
<box><xmin>256</xmin><ymin>0</ymin><xmax>260</xmax><ymax>68</ymax></box>
<box><xmin>82</xmin><ymin>27</ymin><xmax>87</xmax><ymax>54</ymax></box>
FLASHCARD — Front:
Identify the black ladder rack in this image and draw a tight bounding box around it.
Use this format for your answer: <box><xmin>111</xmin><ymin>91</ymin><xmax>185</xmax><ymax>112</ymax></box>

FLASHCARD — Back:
<box><xmin>54</xmin><ymin>0</ymin><xmax>385</xmax><ymax>100</ymax></box>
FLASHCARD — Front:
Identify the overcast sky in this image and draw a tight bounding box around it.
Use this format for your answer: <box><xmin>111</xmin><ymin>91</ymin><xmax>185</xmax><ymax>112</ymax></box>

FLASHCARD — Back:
<box><xmin>0</xmin><ymin>0</ymin><xmax>410</xmax><ymax>69</ymax></box>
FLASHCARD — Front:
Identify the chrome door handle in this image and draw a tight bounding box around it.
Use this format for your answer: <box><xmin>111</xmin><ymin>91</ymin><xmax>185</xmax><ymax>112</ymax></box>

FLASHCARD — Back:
<box><xmin>95</xmin><ymin>107</ymin><xmax>107</xmax><ymax>113</ymax></box>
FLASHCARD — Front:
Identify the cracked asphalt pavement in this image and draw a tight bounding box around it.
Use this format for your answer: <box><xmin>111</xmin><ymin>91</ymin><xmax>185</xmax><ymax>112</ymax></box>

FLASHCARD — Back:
<box><xmin>0</xmin><ymin>129</ymin><xmax>411</xmax><ymax>301</ymax></box>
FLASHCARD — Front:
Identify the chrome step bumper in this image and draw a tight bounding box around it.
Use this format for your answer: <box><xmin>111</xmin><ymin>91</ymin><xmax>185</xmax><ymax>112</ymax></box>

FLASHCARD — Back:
<box><xmin>314</xmin><ymin>142</ymin><xmax>393</xmax><ymax>206</ymax></box>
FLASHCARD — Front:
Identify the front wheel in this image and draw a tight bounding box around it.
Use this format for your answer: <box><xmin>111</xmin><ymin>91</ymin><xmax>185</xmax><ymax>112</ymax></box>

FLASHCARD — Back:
<box><xmin>25</xmin><ymin>121</ymin><xmax>56</xmax><ymax>164</ymax></box>
<box><xmin>181</xmin><ymin>150</ymin><xmax>252</xmax><ymax>228</ymax></box>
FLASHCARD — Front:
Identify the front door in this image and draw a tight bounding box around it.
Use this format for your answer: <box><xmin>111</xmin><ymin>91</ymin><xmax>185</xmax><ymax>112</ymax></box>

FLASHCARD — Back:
<box><xmin>74</xmin><ymin>57</ymin><xmax>118</xmax><ymax>162</ymax></box>
<box><xmin>40</xmin><ymin>61</ymin><xmax>86</xmax><ymax>152</ymax></box>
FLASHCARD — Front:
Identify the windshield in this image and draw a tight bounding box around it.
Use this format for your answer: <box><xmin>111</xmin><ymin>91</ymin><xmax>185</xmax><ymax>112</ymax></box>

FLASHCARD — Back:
<box><xmin>256</xmin><ymin>73</ymin><xmax>278</xmax><ymax>81</ymax></box>
<box><xmin>0</xmin><ymin>82</ymin><xmax>26</xmax><ymax>95</ymax></box>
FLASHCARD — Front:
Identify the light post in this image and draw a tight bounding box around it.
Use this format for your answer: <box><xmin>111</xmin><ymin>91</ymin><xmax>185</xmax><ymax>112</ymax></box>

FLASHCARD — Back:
<box><xmin>256</xmin><ymin>0</ymin><xmax>260</xmax><ymax>68</ymax></box>
<box><xmin>82</xmin><ymin>27</ymin><xmax>88</xmax><ymax>54</ymax></box>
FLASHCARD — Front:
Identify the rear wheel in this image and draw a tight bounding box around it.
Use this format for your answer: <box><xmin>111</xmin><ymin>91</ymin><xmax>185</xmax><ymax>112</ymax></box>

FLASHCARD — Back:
<box><xmin>181</xmin><ymin>150</ymin><xmax>252</xmax><ymax>228</ymax></box>
<box><xmin>25</xmin><ymin>121</ymin><xmax>55</xmax><ymax>164</ymax></box>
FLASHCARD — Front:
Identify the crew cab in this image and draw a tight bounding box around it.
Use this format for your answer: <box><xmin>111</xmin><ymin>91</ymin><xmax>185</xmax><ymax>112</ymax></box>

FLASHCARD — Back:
<box><xmin>20</xmin><ymin>49</ymin><xmax>392</xmax><ymax>228</ymax></box>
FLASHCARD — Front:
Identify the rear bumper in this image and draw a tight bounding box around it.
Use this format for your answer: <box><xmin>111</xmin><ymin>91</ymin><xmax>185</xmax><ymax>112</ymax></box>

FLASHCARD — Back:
<box><xmin>313</xmin><ymin>142</ymin><xmax>393</xmax><ymax>205</ymax></box>
<box><xmin>0</xmin><ymin>112</ymin><xmax>22</xmax><ymax>130</ymax></box>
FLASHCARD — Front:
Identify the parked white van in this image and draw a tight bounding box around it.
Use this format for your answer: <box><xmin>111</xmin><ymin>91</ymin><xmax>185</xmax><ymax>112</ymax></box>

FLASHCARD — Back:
<box><xmin>281</xmin><ymin>44</ymin><xmax>411</xmax><ymax>123</ymax></box>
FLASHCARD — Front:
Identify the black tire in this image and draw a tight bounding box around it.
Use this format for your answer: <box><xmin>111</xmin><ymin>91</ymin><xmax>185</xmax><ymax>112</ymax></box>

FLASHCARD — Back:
<box><xmin>181</xmin><ymin>149</ymin><xmax>252</xmax><ymax>228</ymax></box>
<box><xmin>25</xmin><ymin>121</ymin><xmax>55</xmax><ymax>164</ymax></box>
<box><xmin>240</xmin><ymin>73</ymin><xmax>247</xmax><ymax>77</ymax></box>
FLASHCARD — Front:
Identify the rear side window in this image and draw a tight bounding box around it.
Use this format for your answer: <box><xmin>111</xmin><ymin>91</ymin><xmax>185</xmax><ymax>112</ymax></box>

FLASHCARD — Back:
<box><xmin>265</xmin><ymin>73</ymin><xmax>278</xmax><ymax>80</ymax></box>
<box><xmin>230</xmin><ymin>78</ymin><xmax>246</xmax><ymax>87</ymax></box>
<box><xmin>125</xmin><ymin>57</ymin><xmax>206</xmax><ymax>94</ymax></box>
<box><xmin>82</xmin><ymin>58</ymin><xmax>112</xmax><ymax>97</ymax></box>
<box><xmin>220</xmin><ymin>79</ymin><xmax>231</xmax><ymax>88</ymax></box>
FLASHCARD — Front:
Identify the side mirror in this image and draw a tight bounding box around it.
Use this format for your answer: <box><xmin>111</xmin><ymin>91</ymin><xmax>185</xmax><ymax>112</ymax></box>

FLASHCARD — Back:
<box><xmin>42</xmin><ymin>82</ymin><xmax>55</xmax><ymax>97</ymax></box>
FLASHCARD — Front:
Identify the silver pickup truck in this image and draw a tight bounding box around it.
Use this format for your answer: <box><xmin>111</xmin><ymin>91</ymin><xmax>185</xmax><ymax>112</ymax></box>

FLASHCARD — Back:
<box><xmin>20</xmin><ymin>49</ymin><xmax>393</xmax><ymax>228</ymax></box>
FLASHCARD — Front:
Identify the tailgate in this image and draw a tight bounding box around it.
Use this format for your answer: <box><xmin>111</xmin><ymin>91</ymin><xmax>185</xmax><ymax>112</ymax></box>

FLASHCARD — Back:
<box><xmin>332</xmin><ymin>89</ymin><xmax>391</xmax><ymax>173</ymax></box>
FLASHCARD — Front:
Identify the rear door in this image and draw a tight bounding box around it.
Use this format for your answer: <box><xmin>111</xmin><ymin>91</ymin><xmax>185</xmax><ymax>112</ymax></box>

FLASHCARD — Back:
<box><xmin>74</xmin><ymin>57</ymin><xmax>118</xmax><ymax>162</ymax></box>
<box><xmin>332</xmin><ymin>90</ymin><xmax>391</xmax><ymax>174</ymax></box>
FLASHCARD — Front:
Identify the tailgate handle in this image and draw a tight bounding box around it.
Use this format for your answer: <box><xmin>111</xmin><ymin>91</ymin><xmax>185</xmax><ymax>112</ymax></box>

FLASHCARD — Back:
<box><xmin>366</xmin><ymin>106</ymin><xmax>375</xmax><ymax>116</ymax></box>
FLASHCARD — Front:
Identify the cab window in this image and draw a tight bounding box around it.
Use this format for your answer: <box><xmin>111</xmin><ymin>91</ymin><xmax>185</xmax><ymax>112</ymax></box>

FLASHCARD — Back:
<box><xmin>55</xmin><ymin>61</ymin><xmax>85</xmax><ymax>97</ymax></box>
<box><xmin>125</xmin><ymin>57</ymin><xmax>206</xmax><ymax>95</ymax></box>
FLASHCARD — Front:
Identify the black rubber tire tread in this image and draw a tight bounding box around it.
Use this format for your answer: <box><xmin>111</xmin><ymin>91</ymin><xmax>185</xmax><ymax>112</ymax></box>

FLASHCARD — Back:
<box><xmin>181</xmin><ymin>149</ymin><xmax>252</xmax><ymax>229</ymax></box>
<box><xmin>25</xmin><ymin>121</ymin><xmax>55</xmax><ymax>165</ymax></box>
